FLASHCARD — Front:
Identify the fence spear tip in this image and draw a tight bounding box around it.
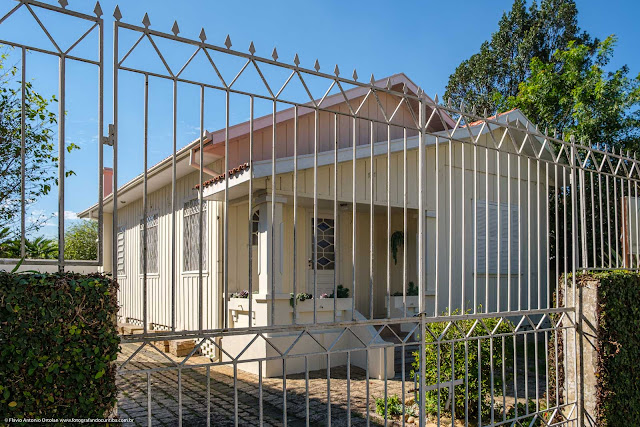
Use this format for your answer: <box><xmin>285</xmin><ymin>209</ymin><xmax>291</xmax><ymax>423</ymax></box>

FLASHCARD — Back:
<box><xmin>142</xmin><ymin>13</ymin><xmax>150</xmax><ymax>28</ymax></box>
<box><xmin>271</xmin><ymin>47</ymin><xmax>278</xmax><ymax>61</ymax></box>
<box><xmin>433</xmin><ymin>93</ymin><xmax>439</xmax><ymax>103</ymax></box>
<box><xmin>314</xmin><ymin>59</ymin><xmax>320</xmax><ymax>72</ymax></box>
<box><xmin>370</xmin><ymin>73</ymin><xmax>375</xmax><ymax>85</ymax></box>
<box><xmin>224</xmin><ymin>34</ymin><xmax>232</xmax><ymax>49</ymax></box>
<box><xmin>333</xmin><ymin>64</ymin><xmax>339</xmax><ymax>76</ymax></box>
<box><xmin>58</xmin><ymin>0</ymin><xmax>68</xmax><ymax>9</ymax></box>
<box><xmin>113</xmin><ymin>5</ymin><xmax>122</xmax><ymax>21</ymax></box>
<box><xmin>199</xmin><ymin>28</ymin><xmax>206</xmax><ymax>42</ymax></box>
<box><xmin>248</xmin><ymin>41</ymin><xmax>256</xmax><ymax>55</ymax></box>
<box><xmin>352</xmin><ymin>69</ymin><xmax>358</xmax><ymax>81</ymax></box>
<box><xmin>171</xmin><ymin>21</ymin><xmax>180</xmax><ymax>36</ymax></box>
<box><xmin>94</xmin><ymin>1</ymin><xmax>103</xmax><ymax>17</ymax></box>
<box><xmin>293</xmin><ymin>53</ymin><xmax>300</xmax><ymax>66</ymax></box>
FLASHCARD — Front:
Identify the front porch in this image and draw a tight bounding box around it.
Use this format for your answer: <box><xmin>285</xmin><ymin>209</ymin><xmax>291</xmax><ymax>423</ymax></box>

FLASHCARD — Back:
<box><xmin>210</xmin><ymin>186</ymin><xmax>433</xmax><ymax>378</ymax></box>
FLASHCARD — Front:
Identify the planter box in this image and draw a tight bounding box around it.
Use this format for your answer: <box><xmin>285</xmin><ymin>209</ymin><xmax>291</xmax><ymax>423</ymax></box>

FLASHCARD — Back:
<box><xmin>294</xmin><ymin>297</ymin><xmax>352</xmax><ymax>312</ymax></box>
<box><xmin>387</xmin><ymin>295</ymin><xmax>420</xmax><ymax>310</ymax></box>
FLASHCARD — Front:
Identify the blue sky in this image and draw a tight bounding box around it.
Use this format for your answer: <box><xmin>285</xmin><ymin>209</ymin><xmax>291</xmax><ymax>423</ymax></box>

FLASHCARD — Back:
<box><xmin>1</xmin><ymin>0</ymin><xmax>638</xmax><ymax>238</ymax></box>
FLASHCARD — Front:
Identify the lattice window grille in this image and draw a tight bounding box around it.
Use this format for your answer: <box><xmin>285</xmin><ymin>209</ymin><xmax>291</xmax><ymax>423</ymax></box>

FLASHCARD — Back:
<box><xmin>312</xmin><ymin>218</ymin><xmax>335</xmax><ymax>270</ymax></box>
<box><xmin>183</xmin><ymin>199</ymin><xmax>207</xmax><ymax>272</ymax></box>
<box><xmin>117</xmin><ymin>226</ymin><xmax>125</xmax><ymax>276</ymax></box>
<box><xmin>139</xmin><ymin>213</ymin><xmax>159</xmax><ymax>274</ymax></box>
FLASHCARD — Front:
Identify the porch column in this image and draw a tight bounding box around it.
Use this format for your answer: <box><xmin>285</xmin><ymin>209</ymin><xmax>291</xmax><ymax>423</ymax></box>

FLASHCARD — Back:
<box><xmin>256</xmin><ymin>194</ymin><xmax>287</xmax><ymax>297</ymax></box>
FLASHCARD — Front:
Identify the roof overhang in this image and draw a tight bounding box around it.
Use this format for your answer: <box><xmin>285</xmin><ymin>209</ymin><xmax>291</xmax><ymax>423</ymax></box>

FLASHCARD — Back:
<box><xmin>201</xmin><ymin>108</ymin><xmax>557</xmax><ymax>201</ymax></box>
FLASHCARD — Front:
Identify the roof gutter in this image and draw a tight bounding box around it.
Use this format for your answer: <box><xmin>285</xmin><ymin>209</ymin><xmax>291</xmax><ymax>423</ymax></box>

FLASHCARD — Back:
<box><xmin>188</xmin><ymin>145</ymin><xmax>219</xmax><ymax>177</ymax></box>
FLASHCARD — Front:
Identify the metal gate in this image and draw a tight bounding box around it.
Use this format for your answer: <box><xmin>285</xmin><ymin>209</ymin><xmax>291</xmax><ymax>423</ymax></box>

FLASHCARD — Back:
<box><xmin>7</xmin><ymin>1</ymin><xmax>640</xmax><ymax>426</ymax></box>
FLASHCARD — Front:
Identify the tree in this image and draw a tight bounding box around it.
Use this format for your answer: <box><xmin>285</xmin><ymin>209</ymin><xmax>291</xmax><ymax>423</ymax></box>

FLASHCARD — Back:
<box><xmin>64</xmin><ymin>220</ymin><xmax>98</xmax><ymax>260</ymax></box>
<box><xmin>444</xmin><ymin>0</ymin><xmax>593</xmax><ymax>114</ymax></box>
<box><xmin>506</xmin><ymin>35</ymin><xmax>640</xmax><ymax>151</ymax></box>
<box><xmin>0</xmin><ymin>229</ymin><xmax>58</xmax><ymax>259</ymax></box>
<box><xmin>0</xmin><ymin>47</ymin><xmax>79</xmax><ymax>238</ymax></box>
<box><xmin>508</xmin><ymin>36</ymin><xmax>640</xmax><ymax>271</ymax></box>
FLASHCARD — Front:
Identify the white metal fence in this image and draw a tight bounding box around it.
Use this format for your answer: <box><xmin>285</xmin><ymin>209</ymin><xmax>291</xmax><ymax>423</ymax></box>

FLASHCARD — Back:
<box><xmin>5</xmin><ymin>1</ymin><xmax>639</xmax><ymax>425</ymax></box>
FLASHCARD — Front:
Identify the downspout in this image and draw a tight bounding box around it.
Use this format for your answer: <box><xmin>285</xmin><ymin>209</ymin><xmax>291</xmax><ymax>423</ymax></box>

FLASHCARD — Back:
<box><xmin>188</xmin><ymin>145</ymin><xmax>219</xmax><ymax>177</ymax></box>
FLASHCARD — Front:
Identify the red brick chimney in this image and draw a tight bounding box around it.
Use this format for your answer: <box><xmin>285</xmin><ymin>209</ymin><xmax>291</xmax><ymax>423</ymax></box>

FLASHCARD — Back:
<box><xmin>103</xmin><ymin>167</ymin><xmax>113</xmax><ymax>198</ymax></box>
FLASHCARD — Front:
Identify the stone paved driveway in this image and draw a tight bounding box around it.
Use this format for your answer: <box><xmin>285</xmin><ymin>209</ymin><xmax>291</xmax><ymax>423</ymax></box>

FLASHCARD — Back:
<box><xmin>116</xmin><ymin>343</ymin><xmax>411</xmax><ymax>426</ymax></box>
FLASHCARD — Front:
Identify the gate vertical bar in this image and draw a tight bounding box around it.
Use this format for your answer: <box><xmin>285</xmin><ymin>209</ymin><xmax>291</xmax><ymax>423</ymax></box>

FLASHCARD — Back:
<box><xmin>171</xmin><ymin>79</ymin><xmax>177</xmax><ymax>331</ymax></box>
<box><xmin>248</xmin><ymin>96</ymin><xmax>255</xmax><ymax>326</ymax></box>
<box><xmin>142</xmin><ymin>73</ymin><xmax>148</xmax><ymax>334</ymax></box>
<box><xmin>20</xmin><ymin>47</ymin><xmax>26</xmax><ymax>258</ymax></box>
<box><xmin>418</xmin><ymin>93</ymin><xmax>426</xmax><ymax>427</ymax></box>
<box><xmin>112</xmin><ymin>13</ymin><xmax>119</xmax><ymax>288</ymax></box>
<box><xmin>97</xmin><ymin>16</ymin><xmax>104</xmax><ymax>267</ymax></box>
<box><xmin>57</xmin><ymin>53</ymin><xmax>66</xmax><ymax>271</ymax></box>
<box><xmin>198</xmin><ymin>84</ymin><xmax>205</xmax><ymax>332</ymax></box>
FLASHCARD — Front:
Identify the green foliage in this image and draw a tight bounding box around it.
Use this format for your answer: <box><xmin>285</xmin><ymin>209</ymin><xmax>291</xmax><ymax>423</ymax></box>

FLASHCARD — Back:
<box><xmin>583</xmin><ymin>271</ymin><xmax>640</xmax><ymax>425</ymax></box>
<box><xmin>374</xmin><ymin>394</ymin><xmax>403</xmax><ymax>417</ymax></box>
<box><xmin>290</xmin><ymin>292</ymin><xmax>313</xmax><ymax>307</ymax></box>
<box><xmin>444</xmin><ymin>0</ymin><xmax>592</xmax><ymax>114</ymax></box>
<box><xmin>506</xmin><ymin>35</ymin><xmax>640</xmax><ymax>152</ymax></box>
<box><xmin>64</xmin><ymin>220</ymin><xmax>98</xmax><ymax>260</ymax></box>
<box><xmin>390</xmin><ymin>231</ymin><xmax>404</xmax><ymax>265</ymax></box>
<box><xmin>392</xmin><ymin>281</ymin><xmax>417</xmax><ymax>297</ymax></box>
<box><xmin>505</xmin><ymin>399</ymin><xmax>549</xmax><ymax>426</ymax></box>
<box><xmin>0</xmin><ymin>47</ymin><xmax>79</xmax><ymax>235</ymax></box>
<box><xmin>411</xmin><ymin>310</ymin><xmax>513</xmax><ymax>421</ymax></box>
<box><xmin>0</xmin><ymin>272</ymin><xmax>120</xmax><ymax>418</ymax></box>
<box><xmin>0</xmin><ymin>229</ymin><xmax>58</xmax><ymax>259</ymax></box>
<box><xmin>329</xmin><ymin>284</ymin><xmax>349</xmax><ymax>298</ymax></box>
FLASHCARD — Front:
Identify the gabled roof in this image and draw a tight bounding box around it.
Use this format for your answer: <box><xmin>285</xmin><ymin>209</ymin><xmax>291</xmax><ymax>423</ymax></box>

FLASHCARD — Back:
<box><xmin>79</xmin><ymin>73</ymin><xmax>454</xmax><ymax>218</ymax></box>
<box><xmin>199</xmin><ymin>107</ymin><xmax>558</xmax><ymax>200</ymax></box>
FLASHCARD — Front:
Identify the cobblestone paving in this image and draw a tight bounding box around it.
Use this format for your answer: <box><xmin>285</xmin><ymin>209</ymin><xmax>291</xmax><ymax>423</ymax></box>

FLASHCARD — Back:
<box><xmin>117</xmin><ymin>343</ymin><xmax>411</xmax><ymax>426</ymax></box>
<box><xmin>116</xmin><ymin>335</ymin><xmax>549</xmax><ymax>427</ymax></box>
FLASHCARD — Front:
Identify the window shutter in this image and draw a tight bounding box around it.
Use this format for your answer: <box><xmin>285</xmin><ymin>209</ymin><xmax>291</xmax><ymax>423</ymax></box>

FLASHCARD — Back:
<box><xmin>476</xmin><ymin>201</ymin><xmax>519</xmax><ymax>274</ymax></box>
<box><xmin>117</xmin><ymin>227</ymin><xmax>125</xmax><ymax>276</ymax></box>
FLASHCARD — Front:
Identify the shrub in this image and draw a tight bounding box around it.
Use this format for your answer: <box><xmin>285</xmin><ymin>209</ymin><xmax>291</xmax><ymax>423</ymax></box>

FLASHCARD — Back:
<box><xmin>589</xmin><ymin>271</ymin><xmax>640</xmax><ymax>425</ymax></box>
<box><xmin>289</xmin><ymin>292</ymin><xmax>313</xmax><ymax>307</ymax></box>
<box><xmin>375</xmin><ymin>394</ymin><xmax>403</xmax><ymax>417</ymax></box>
<box><xmin>64</xmin><ymin>220</ymin><xmax>98</xmax><ymax>260</ymax></box>
<box><xmin>392</xmin><ymin>281</ymin><xmax>417</xmax><ymax>297</ymax></box>
<box><xmin>553</xmin><ymin>272</ymin><xmax>640</xmax><ymax>425</ymax></box>
<box><xmin>0</xmin><ymin>272</ymin><xmax>120</xmax><ymax>418</ymax></box>
<box><xmin>411</xmin><ymin>310</ymin><xmax>513</xmax><ymax>421</ymax></box>
<box><xmin>329</xmin><ymin>284</ymin><xmax>349</xmax><ymax>298</ymax></box>
<box><xmin>231</xmin><ymin>289</ymin><xmax>249</xmax><ymax>298</ymax></box>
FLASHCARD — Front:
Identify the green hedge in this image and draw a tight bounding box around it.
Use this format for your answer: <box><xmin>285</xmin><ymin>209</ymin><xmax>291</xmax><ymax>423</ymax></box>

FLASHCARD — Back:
<box><xmin>587</xmin><ymin>271</ymin><xmax>640</xmax><ymax>425</ymax></box>
<box><xmin>0</xmin><ymin>272</ymin><xmax>120</xmax><ymax>419</ymax></box>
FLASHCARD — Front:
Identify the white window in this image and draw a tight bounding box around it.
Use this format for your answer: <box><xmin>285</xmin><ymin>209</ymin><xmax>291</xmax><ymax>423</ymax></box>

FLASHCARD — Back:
<box><xmin>311</xmin><ymin>218</ymin><xmax>335</xmax><ymax>270</ymax></box>
<box><xmin>117</xmin><ymin>226</ymin><xmax>125</xmax><ymax>276</ymax></box>
<box><xmin>139</xmin><ymin>213</ymin><xmax>159</xmax><ymax>274</ymax></box>
<box><xmin>183</xmin><ymin>200</ymin><xmax>207</xmax><ymax>272</ymax></box>
<box><xmin>251</xmin><ymin>211</ymin><xmax>260</xmax><ymax>247</ymax></box>
<box><xmin>475</xmin><ymin>200</ymin><xmax>519</xmax><ymax>274</ymax></box>
<box><xmin>627</xmin><ymin>197</ymin><xmax>640</xmax><ymax>255</ymax></box>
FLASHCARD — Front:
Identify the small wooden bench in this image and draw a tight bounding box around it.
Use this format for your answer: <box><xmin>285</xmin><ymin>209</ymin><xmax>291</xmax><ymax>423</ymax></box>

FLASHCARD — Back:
<box><xmin>169</xmin><ymin>339</ymin><xmax>196</xmax><ymax>357</ymax></box>
<box><xmin>117</xmin><ymin>322</ymin><xmax>144</xmax><ymax>335</ymax></box>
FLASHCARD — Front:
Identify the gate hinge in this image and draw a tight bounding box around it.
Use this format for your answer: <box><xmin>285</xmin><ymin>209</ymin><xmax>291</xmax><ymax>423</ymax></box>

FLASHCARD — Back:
<box><xmin>102</xmin><ymin>124</ymin><xmax>115</xmax><ymax>146</ymax></box>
